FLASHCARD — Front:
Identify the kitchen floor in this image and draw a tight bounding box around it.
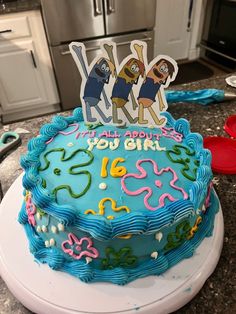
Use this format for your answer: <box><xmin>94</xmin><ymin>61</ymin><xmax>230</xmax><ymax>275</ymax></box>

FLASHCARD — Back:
<box><xmin>173</xmin><ymin>58</ymin><xmax>230</xmax><ymax>86</ymax></box>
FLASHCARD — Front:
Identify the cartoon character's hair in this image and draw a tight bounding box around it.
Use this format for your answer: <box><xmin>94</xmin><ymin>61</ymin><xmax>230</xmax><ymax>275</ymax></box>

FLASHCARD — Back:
<box><xmin>155</xmin><ymin>59</ymin><xmax>175</xmax><ymax>78</ymax></box>
<box><xmin>96</xmin><ymin>58</ymin><xmax>116</xmax><ymax>77</ymax></box>
<box><xmin>126</xmin><ymin>58</ymin><xmax>145</xmax><ymax>77</ymax></box>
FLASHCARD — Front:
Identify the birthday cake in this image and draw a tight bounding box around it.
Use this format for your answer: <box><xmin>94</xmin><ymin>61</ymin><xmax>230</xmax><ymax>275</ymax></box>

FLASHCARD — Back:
<box><xmin>18</xmin><ymin>41</ymin><xmax>219</xmax><ymax>285</ymax></box>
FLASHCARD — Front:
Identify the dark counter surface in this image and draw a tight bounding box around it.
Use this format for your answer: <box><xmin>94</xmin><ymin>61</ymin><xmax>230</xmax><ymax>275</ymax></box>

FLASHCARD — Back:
<box><xmin>0</xmin><ymin>0</ymin><xmax>40</xmax><ymax>15</ymax></box>
<box><xmin>0</xmin><ymin>74</ymin><xmax>236</xmax><ymax>313</ymax></box>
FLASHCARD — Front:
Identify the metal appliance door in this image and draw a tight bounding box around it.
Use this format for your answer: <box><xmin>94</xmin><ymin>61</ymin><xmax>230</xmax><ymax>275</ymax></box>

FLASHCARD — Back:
<box><xmin>41</xmin><ymin>0</ymin><xmax>105</xmax><ymax>45</ymax></box>
<box><xmin>104</xmin><ymin>0</ymin><xmax>156</xmax><ymax>35</ymax></box>
<box><xmin>52</xmin><ymin>31</ymin><xmax>154</xmax><ymax>110</ymax></box>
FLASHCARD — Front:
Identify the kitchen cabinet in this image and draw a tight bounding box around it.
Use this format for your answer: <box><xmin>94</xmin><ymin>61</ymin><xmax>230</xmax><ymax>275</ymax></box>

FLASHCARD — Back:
<box><xmin>0</xmin><ymin>40</ymin><xmax>48</xmax><ymax>112</ymax></box>
<box><xmin>0</xmin><ymin>10</ymin><xmax>60</xmax><ymax>123</ymax></box>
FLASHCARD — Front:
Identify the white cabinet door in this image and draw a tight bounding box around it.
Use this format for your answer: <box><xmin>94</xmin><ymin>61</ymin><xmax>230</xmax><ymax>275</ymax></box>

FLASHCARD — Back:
<box><xmin>0</xmin><ymin>40</ymin><xmax>48</xmax><ymax>112</ymax></box>
<box><xmin>155</xmin><ymin>0</ymin><xmax>191</xmax><ymax>60</ymax></box>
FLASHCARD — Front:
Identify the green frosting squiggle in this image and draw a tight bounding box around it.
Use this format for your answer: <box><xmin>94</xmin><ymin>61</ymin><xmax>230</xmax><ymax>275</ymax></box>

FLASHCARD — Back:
<box><xmin>39</xmin><ymin>148</ymin><xmax>94</xmax><ymax>171</ymax></box>
<box><xmin>164</xmin><ymin>220</ymin><xmax>192</xmax><ymax>251</ymax></box>
<box><xmin>54</xmin><ymin>168</ymin><xmax>61</xmax><ymax>176</ymax></box>
<box><xmin>101</xmin><ymin>247</ymin><xmax>137</xmax><ymax>270</ymax></box>
<box><xmin>53</xmin><ymin>171</ymin><xmax>91</xmax><ymax>201</ymax></box>
<box><xmin>85</xmin><ymin>122</ymin><xmax>103</xmax><ymax>130</ymax></box>
<box><xmin>39</xmin><ymin>148</ymin><xmax>94</xmax><ymax>201</ymax></box>
<box><xmin>166</xmin><ymin>144</ymin><xmax>199</xmax><ymax>181</ymax></box>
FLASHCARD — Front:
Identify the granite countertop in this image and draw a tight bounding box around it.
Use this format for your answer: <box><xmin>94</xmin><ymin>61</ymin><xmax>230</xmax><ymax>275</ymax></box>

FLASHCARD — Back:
<box><xmin>0</xmin><ymin>0</ymin><xmax>40</xmax><ymax>15</ymax></box>
<box><xmin>0</xmin><ymin>74</ymin><xmax>236</xmax><ymax>313</ymax></box>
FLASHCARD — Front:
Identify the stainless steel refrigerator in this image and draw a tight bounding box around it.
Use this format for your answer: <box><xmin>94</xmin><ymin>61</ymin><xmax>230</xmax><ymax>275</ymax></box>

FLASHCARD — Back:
<box><xmin>41</xmin><ymin>0</ymin><xmax>156</xmax><ymax>110</ymax></box>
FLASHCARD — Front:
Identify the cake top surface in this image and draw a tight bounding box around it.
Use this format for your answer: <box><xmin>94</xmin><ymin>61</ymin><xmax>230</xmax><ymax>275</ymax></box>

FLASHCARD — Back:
<box><xmin>21</xmin><ymin>109</ymin><xmax>212</xmax><ymax>240</ymax></box>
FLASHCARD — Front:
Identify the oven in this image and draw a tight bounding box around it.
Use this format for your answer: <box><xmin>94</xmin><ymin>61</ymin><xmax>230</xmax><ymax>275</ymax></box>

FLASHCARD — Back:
<box><xmin>201</xmin><ymin>0</ymin><xmax>236</xmax><ymax>69</ymax></box>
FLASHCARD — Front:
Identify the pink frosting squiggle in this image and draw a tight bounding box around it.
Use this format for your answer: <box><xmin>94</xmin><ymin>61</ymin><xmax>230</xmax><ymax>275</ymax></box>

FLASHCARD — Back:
<box><xmin>158</xmin><ymin>193</ymin><xmax>176</xmax><ymax>208</ymax></box>
<box><xmin>121</xmin><ymin>159</ymin><xmax>188</xmax><ymax>211</ymax></box>
<box><xmin>61</xmin><ymin>233</ymin><xmax>99</xmax><ymax>260</ymax></box>
<box><xmin>205</xmin><ymin>181</ymin><xmax>213</xmax><ymax>208</ymax></box>
<box><xmin>161</xmin><ymin>127</ymin><xmax>183</xmax><ymax>143</ymax></box>
<box><xmin>25</xmin><ymin>194</ymin><xmax>36</xmax><ymax>226</ymax></box>
<box><xmin>59</xmin><ymin>123</ymin><xmax>79</xmax><ymax>135</ymax></box>
<box><xmin>46</xmin><ymin>123</ymin><xmax>80</xmax><ymax>144</ymax></box>
<box><xmin>45</xmin><ymin>137</ymin><xmax>54</xmax><ymax>145</ymax></box>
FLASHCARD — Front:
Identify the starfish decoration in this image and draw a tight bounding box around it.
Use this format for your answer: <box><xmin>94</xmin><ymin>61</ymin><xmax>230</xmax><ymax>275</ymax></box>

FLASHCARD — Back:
<box><xmin>164</xmin><ymin>220</ymin><xmax>192</xmax><ymax>251</ymax></box>
<box><xmin>39</xmin><ymin>148</ymin><xmax>94</xmax><ymax>201</ymax></box>
<box><xmin>166</xmin><ymin>144</ymin><xmax>200</xmax><ymax>181</ymax></box>
<box><xmin>61</xmin><ymin>233</ymin><xmax>99</xmax><ymax>260</ymax></box>
<box><xmin>121</xmin><ymin>159</ymin><xmax>188</xmax><ymax>211</ymax></box>
<box><xmin>101</xmin><ymin>247</ymin><xmax>137</xmax><ymax>270</ymax></box>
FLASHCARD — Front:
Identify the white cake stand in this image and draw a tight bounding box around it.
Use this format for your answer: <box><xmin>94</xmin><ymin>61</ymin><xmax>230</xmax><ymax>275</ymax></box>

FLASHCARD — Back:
<box><xmin>0</xmin><ymin>174</ymin><xmax>224</xmax><ymax>314</ymax></box>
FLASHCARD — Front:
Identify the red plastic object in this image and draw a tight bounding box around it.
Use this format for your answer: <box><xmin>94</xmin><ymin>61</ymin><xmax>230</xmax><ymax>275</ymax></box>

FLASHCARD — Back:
<box><xmin>224</xmin><ymin>115</ymin><xmax>236</xmax><ymax>138</ymax></box>
<box><xmin>204</xmin><ymin>136</ymin><xmax>236</xmax><ymax>174</ymax></box>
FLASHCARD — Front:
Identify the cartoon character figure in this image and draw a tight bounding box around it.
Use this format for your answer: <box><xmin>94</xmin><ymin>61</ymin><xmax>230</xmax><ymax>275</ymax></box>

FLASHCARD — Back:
<box><xmin>138</xmin><ymin>58</ymin><xmax>176</xmax><ymax>125</ymax></box>
<box><xmin>111</xmin><ymin>58</ymin><xmax>145</xmax><ymax>124</ymax></box>
<box><xmin>84</xmin><ymin>58</ymin><xmax>115</xmax><ymax>123</ymax></box>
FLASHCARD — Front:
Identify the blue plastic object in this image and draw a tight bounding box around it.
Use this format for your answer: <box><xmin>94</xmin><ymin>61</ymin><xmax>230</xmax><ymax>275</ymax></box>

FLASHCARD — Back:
<box><xmin>165</xmin><ymin>89</ymin><xmax>225</xmax><ymax>105</ymax></box>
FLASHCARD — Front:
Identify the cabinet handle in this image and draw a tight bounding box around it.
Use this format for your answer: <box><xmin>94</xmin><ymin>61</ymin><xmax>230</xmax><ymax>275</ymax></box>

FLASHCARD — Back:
<box><xmin>0</xmin><ymin>29</ymin><xmax>12</xmax><ymax>34</ymax></box>
<box><xmin>187</xmin><ymin>0</ymin><xmax>194</xmax><ymax>32</ymax></box>
<box><xmin>30</xmin><ymin>50</ymin><xmax>37</xmax><ymax>68</ymax></box>
<box><xmin>107</xmin><ymin>0</ymin><xmax>115</xmax><ymax>14</ymax></box>
<box><xmin>116</xmin><ymin>38</ymin><xmax>152</xmax><ymax>47</ymax></box>
<box><xmin>61</xmin><ymin>36</ymin><xmax>152</xmax><ymax>56</ymax></box>
<box><xmin>94</xmin><ymin>0</ymin><xmax>102</xmax><ymax>15</ymax></box>
<box><xmin>61</xmin><ymin>45</ymin><xmax>101</xmax><ymax>55</ymax></box>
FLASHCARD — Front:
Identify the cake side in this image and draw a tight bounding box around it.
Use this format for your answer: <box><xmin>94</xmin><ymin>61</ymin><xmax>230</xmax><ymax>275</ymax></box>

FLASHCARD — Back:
<box><xmin>18</xmin><ymin>189</ymin><xmax>218</xmax><ymax>284</ymax></box>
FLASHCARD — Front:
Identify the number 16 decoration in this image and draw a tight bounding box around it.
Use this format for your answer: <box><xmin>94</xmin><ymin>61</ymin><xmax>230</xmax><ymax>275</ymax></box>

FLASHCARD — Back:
<box><xmin>69</xmin><ymin>40</ymin><xmax>178</xmax><ymax>128</ymax></box>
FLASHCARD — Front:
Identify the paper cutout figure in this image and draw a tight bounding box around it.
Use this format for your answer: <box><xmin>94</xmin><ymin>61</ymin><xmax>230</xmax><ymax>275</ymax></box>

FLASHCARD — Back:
<box><xmin>104</xmin><ymin>43</ymin><xmax>142</xmax><ymax>123</ymax></box>
<box><xmin>111</xmin><ymin>54</ymin><xmax>145</xmax><ymax>124</ymax></box>
<box><xmin>69</xmin><ymin>40</ymin><xmax>178</xmax><ymax>128</ymax></box>
<box><xmin>70</xmin><ymin>43</ymin><xmax>115</xmax><ymax>123</ymax></box>
<box><xmin>83</xmin><ymin>58</ymin><xmax>115</xmax><ymax>123</ymax></box>
<box><xmin>138</xmin><ymin>57</ymin><xmax>177</xmax><ymax>125</ymax></box>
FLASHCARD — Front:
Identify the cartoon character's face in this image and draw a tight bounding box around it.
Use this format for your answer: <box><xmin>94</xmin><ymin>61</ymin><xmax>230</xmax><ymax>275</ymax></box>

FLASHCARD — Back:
<box><xmin>119</xmin><ymin>58</ymin><xmax>143</xmax><ymax>84</ymax></box>
<box><xmin>147</xmin><ymin>60</ymin><xmax>170</xmax><ymax>85</ymax></box>
<box><xmin>89</xmin><ymin>59</ymin><xmax>111</xmax><ymax>83</ymax></box>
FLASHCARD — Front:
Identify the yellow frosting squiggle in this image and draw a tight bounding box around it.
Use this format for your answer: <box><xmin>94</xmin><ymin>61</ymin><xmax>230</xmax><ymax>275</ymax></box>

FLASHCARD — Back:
<box><xmin>187</xmin><ymin>216</ymin><xmax>202</xmax><ymax>239</ymax></box>
<box><xmin>84</xmin><ymin>197</ymin><xmax>132</xmax><ymax>240</ymax></box>
<box><xmin>85</xmin><ymin>197</ymin><xmax>130</xmax><ymax>219</ymax></box>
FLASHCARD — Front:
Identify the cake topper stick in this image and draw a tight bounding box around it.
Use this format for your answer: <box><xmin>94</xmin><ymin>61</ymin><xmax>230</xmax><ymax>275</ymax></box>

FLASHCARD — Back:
<box><xmin>70</xmin><ymin>43</ymin><xmax>114</xmax><ymax>124</ymax></box>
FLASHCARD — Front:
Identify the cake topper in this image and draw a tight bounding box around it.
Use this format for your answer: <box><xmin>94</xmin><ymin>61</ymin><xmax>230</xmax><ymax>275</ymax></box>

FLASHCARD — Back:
<box><xmin>70</xmin><ymin>40</ymin><xmax>178</xmax><ymax>128</ymax></box>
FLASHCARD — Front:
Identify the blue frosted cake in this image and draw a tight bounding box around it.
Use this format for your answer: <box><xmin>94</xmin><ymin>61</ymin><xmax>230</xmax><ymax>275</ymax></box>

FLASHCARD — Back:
<box><xmin>18</xmin><ymin>108</ymin><xmax>219</xmax><ymax>285</ymax></box>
